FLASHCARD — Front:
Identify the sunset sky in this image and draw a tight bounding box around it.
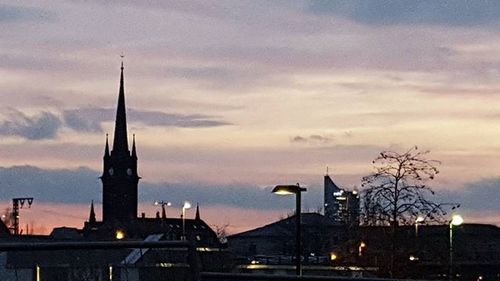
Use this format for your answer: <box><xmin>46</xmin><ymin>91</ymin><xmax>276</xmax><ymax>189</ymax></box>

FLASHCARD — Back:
<box><xmin>2</xmin><ymin>1</ymin><xmax>500</xmax><ymax>234</ymax></box>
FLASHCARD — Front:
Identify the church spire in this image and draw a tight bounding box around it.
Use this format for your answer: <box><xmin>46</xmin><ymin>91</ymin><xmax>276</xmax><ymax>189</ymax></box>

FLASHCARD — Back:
<box><xmin>89</xmin><ymin>200</ymin><xmax>96</xmax><ymax>224</ymax></box>
<box><xmin>131</xmin><ymin>134</ymin><xmax>137</xmax><ymax>158</ymax></box>
<box><xmin>112</xmin><ymin>62</ymin><xmax>129</xmax><ymax>154</ymax></box>
<box><xmin>104</xmin><ymin>133</ymin><xmax>110</xmax><ymax>157</ymax></box>
<box><xmin>195</xmin><ymin>203</ymin><xmax>200</xmax><ymax>220</ymax></box>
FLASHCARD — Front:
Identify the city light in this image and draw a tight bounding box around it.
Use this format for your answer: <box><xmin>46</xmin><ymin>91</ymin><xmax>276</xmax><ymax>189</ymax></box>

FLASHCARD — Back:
<box><xmin>115</xmin><ymin>230</ymin><xmax>125</xmax><ymax>240</ymax></box>
<box><xmin>182</xmin><ymin>201</ymin><xmax>192</xmax><ymax>240</ymax></box>
<box><xmin>358</xmin><ymin>241</ymin><xmax>366</xmax><ymax>256</ymax></box>
<box><xmin>451</xmin><ymin>214</ymin><xmax>464</xmax><ymax>226</ymax></box>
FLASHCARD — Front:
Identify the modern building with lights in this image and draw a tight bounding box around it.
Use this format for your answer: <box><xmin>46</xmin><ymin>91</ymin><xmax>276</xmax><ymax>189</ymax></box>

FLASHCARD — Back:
<box><xmin>323</xmin><ymin>174</ymin><xmax>360</xmax><ymax>227</ymax></box>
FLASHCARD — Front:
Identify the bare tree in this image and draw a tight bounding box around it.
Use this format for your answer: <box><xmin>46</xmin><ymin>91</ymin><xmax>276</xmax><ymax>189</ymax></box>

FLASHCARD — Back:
<box><xmin>360</xmin><ymin>146</ymin><xmax>458</xmax><ymax>277</ymax></box>
<box><xmin>361</xmin><ymin>146</ymin><xmax>448</xmax><ymax>226</ymax></box>
<box><xmin>213</xmin><ymin>223</ymin><xmax>230</xmax><ymax>244</ymax></box>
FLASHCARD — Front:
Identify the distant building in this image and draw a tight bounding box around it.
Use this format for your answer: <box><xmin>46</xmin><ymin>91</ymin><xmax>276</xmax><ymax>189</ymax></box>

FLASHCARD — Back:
<box><xmin>228</xmin><ymin>213</ymin><xmax>348</xmax><ymax>258</ymax></box>
<box><xmin>339</xmin><ymin>224</ymin><xmax>500</xmax><ymax>280</ymax></box>
<box><xmin>323</xmin><ymin>174</ymin><xmax>359</xmax><ymax>226</ymax></box>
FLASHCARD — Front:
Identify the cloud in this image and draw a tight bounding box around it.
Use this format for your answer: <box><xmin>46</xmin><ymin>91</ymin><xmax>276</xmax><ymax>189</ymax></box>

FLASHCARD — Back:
<box><xmin>2</xmin><ymin>165</ymin><xmax>500</xmax><ymax>225</ymax></box>
<box><xmin>0</xmin><ymin>165</ymin><xmax>101</xmax><ymax>203</ymax></box>
<box><xmin>62</xmin><ymin>107</ymin><xmax>111</xmax><ymax>133</ymax></box>
<box><xmin>0</xmin><ymin>165</ymin><xmax>322</xmax><ymax>210</ymax></box>
<box><xmin>62</xmin><ymin>107</ymin><xmax>231</xmax><ymax>132</ymax></box>
<box><xmin>291</xmin><ymin>134</ymin><xmax>334</xmax><ymax>145</ymax></box>
<box><xmin>129</xmin><ymin>109</ymin><xmax>232</xmax><ymax>128</ymax></box>
<box><xmin>0</xmin><ymin>110</ymin><xmax>61</xmax><ymax>140</ymax></box>
<box><xmin>308</xmin><ymin>0</ymin><xmax>500</xmax><ymax>26</ymax></box>
<box><xmin>0</xmin><ymin>4</ymin><xmax>55</xmax><ymax>22</ymax></box>
<box><xmin>0</xmin><ymin>107</ymin><xmax>230</xmax><ymax>140</ymax></box>
<box><xmin>439</xmin><ymin>178</ymin><xmax>500</xmax><ymax>212</ymax></box>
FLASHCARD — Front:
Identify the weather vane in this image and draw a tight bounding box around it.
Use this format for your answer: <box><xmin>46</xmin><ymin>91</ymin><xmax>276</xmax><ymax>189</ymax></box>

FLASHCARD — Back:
<box><xmin>120</xmin><ymin>53</ymin><xmax>125</xmax><ymax>68</ymax></box>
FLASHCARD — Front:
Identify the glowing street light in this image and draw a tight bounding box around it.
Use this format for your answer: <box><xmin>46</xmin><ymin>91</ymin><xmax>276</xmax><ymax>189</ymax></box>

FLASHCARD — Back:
<box><xmin>358</xmin><ymin>241</ymin><xmax>366</xmax><ymax>256</ymax></box>
<box><xmin>181</xmin><ymin>201</ymin><xmax>192</xmax><ymax>240</ymax></box>
<box><xmin>449</xmin><ymin>214</ymin><xmax>463</xmax><ymax>281</ymax></box>
<box><xmin>154</xmin><ymin>200</ymin><xmax>172</xmax><ymax>219</ymax></box>
<box><xmin>115</xmin><ymin>230</ymin><xmax>125</xmax><ymax>240</ymax></box>
<box><xmin>451</xmin><ymin>214</ymin><xmax>463</xmax><ymax>226</ymax></box>
<box><xmin>272</xmin><ymin>183</ymin><xmax>307</xmax><ymax>276</ymax></box>
<box><xmin>415</xmin><ymin>215</ymin><xmax>425</xmax><ymax>237</ymax></box>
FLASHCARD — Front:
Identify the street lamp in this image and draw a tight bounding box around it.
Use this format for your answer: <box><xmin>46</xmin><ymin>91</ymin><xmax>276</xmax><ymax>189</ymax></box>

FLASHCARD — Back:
<box><xmin>181</xmin><ymin>201</ymin><xmax>192</xmax><ymax>240</ymax></box>
<box><xmin>154</xmin><ymin>200</ymin><xmax>172</xmax><ymax>219</ymax></box>
<box><xmin>415</xmin><ymin>216</ymin><xmax>425</xmax><ymax>238</ymax></box>
<box><xmin>272</xmin><ymin>183</ymin><xmax>307</xmax><ymax>276</ymax></box>
<box><xmin>449</xmin><ymin>214</ymin><xmax>463</xmax><ymax>281</ymax></box>
<box><xmin>358</xmin><ymin>241</ymin><xmax>366</xmax><ymax>257</ymax></box>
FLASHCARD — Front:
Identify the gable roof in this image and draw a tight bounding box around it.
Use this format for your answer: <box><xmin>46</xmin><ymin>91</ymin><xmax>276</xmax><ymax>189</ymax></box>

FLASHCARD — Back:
<box><xmin>228</xmin><ymin>213</ymin><xmax>337</xmax><ymax>239</ymax></box>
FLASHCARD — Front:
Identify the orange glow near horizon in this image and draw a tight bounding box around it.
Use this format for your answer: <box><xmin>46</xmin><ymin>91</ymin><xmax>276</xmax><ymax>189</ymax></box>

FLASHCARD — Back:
<box><xmin>2</xmin><ymin>201</ymin><xmax>287</xmax><ymax>236</ymax></box>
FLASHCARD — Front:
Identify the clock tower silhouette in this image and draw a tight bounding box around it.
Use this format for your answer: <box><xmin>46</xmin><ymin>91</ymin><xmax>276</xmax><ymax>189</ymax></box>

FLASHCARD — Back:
<box><xmin>101</xmin><ymin>62</ymin><xmax>140</xmax><ymax>223</ymax></box>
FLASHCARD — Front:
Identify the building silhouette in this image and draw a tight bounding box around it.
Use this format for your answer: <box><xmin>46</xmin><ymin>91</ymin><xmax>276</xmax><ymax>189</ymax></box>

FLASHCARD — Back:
<box><xmin>323</xmin><ymin>173</ymin><xmax>359</xmax><ymax>226</ymax></box>
<box><xmin>79</xmin><ymin>63</ymin><xmax>219</xmax><ymax>246</ymax></box>
<box><xmin>101</xmin><ymin>62</ymin><xmax>139</xmax><ymax>223</ymax></box>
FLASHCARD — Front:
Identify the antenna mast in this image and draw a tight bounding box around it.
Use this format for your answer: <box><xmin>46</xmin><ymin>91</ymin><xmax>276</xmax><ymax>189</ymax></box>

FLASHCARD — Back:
<box><xmin>11</xmin><ymin>197</ymin><xmax>34</xmax><ymax>235</ymax></box>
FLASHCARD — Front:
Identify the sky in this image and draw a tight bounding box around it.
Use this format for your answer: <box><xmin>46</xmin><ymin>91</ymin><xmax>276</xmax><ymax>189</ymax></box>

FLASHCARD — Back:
<box><xmin>1</xmin><ymin>0</ymin><xmax>500</xmax><ymax>234</ymax></box>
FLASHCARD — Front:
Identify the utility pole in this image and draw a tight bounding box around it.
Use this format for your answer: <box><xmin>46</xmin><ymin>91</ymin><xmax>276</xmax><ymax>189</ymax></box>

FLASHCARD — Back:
<box><xmin>11</xmin><ymin>197</ymin><xmax>34</xmax><ymax>235</ymax></box>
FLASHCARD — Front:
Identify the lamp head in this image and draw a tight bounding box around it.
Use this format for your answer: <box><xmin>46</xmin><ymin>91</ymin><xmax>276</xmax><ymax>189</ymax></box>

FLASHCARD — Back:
<box><xmin>416</xmin><ymin>216</ymin><xmax>425</xmax><ymax>223</ymax></box>
<box><xmin>272</xmin><ymin>184</ymin><xmax>307</xmax><ymax>195</ymax></box>
<box><xmin>451</xmin><ymin>214</ymin><xmax>464</xmax><ymax>226</ymax></box>
<box><xmin>183</xmin><ymin>201</ymin><xmax>192</xmax><ymax>209</ymax></box>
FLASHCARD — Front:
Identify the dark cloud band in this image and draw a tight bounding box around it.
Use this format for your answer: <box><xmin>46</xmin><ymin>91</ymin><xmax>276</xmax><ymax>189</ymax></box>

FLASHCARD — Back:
<box><xmin>0</xmin><ymin>107</ymin><xmax>230</xmax><ymax>140</ymax></box>
<box><xmin>309</xmin><ymin>0</ymin><xmax>500</xmax><ymax>26</ymax></box>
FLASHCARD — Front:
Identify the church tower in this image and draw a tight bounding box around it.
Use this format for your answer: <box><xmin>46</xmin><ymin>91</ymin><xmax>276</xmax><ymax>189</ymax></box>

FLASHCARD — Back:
<box><xmin>101</xmin><ymin>62</ymin><xmax>140</xmax><ymax>223</ymax></box>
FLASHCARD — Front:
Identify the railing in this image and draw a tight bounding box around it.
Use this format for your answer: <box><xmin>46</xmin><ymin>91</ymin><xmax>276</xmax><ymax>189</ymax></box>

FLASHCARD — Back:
<box><xmin>0</xmin><ymin>240</ymin><xmax>192</xmax><ymax>251</ymax></box>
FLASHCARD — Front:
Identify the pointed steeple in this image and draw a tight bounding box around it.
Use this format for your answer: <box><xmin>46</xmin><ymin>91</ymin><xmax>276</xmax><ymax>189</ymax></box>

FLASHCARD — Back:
<box><xmin>195</xmin><ymin>203</ymin><xmax>200</xmax><ymax>220</ymax></box>
<box><xmin>112</xmin><ymin>62</ymin><xmax>129</xmax><ymax>155</ymax></box>
<box><xmin>89</xmin><ymin>200</ymin><xmax>96</xmax><ymax>224</ymax></box>
<box><xmin>104</xmin><ymin>133</ymin><xmax>110</xmax><ymax>157</ymax></box>
<box><xmin>131</xmin><ymin>134</ymin><xmax>137</xmax><ymax>158</ymax></box>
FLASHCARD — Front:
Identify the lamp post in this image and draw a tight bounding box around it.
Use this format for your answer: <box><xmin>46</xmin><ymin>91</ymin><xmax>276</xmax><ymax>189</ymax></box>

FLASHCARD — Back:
<box><xmin>272</xmin><ymin>183</ymin><xmax>307</xmax><ymax>276</ymax></box>
<box><xmin>415</xmin><ymin>216</ymin><xmax>425</xmax><ymax>238</ymax></box>
<box><xmin>181</xmin><ymin>201</ymin><xmax>192</xmax><ymax>240</ymax></box>
<box><xmin>449</xmin><ymin>214</ymin><xmax>463</xmax><ymax>281</ymax></box>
